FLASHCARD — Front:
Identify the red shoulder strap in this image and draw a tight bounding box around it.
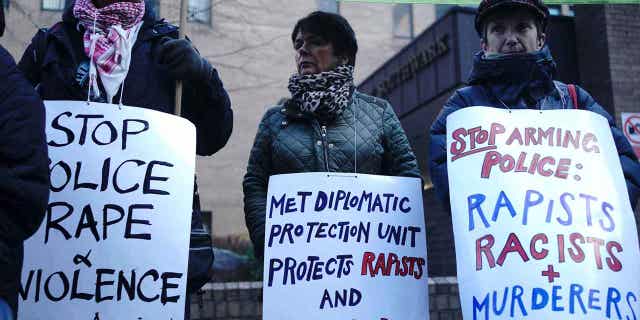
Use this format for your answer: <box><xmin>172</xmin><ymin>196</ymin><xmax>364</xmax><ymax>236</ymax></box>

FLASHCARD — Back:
<box><xmin>567</xmin><ymin>84</ymin><xmax>579</xmax><ymax>109</ymax></box>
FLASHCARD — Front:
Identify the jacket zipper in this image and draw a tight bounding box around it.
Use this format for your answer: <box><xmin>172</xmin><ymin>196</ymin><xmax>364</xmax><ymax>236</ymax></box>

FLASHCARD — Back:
<box><xmin>320</xmin><ymin>125</ymin><xmax>330</xmax><ymax>172</ymax></box>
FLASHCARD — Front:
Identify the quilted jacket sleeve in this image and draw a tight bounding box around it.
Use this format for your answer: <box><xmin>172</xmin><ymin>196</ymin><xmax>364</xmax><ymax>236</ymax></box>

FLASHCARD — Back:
<box><xmin>381</xmin><ymin>101</ymin><xmax>421</xmax><ymax>178</ymax></box>
<box><xmin>0</xmin><ymin>46</ymin><xmax>49</xmax><ymax>244</ymax></box>
<box><xmin>242</xmin><ymin>109</ymin><xmax>275</xmax><ymax>259</ymax></box>
<box><xmin>577</xmin><ymin>86</ymin><xmax>640</xmax><ymax>209</ymax></box>
<box><xmin>429</xmin><ymin>90</ymin><xmax>467</xmax><ymax>211</ymax></box>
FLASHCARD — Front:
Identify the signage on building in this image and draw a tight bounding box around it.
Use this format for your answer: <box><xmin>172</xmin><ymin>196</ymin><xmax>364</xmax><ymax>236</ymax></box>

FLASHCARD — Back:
<box><xmin>621</xmin><ymin>112</ymin><xmax>640</xmax><ymax>158</ymax></box>
<box><xmin>20</xmin><ymin>101</ymin><xmax>196</xmax><ymax>320</ymax></box>
<box><xmin>262</xmin><ymin>172</ymin><xmax>428</xmax><ymax>319</ymax></box>
<box><xmin>372</xmin><ymin>34</ymin><xmax>450</xmax><ymax>97</ymax></box>
<box><xmin>447</xmin><ymin>107</ymin><xmax>640</xmax><ymax>319</ymax></box>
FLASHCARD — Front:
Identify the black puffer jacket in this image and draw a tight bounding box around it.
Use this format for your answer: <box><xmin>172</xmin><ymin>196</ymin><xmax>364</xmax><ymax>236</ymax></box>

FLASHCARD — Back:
<box><xmin>0</xmin><ymin>45</ymin><xmax>49</xmax><ymax>317</ymax></box>
<box><xmin>243</xmin><ymin>91</ymin><xmax>421</xmax><ymax>258</ymax></box>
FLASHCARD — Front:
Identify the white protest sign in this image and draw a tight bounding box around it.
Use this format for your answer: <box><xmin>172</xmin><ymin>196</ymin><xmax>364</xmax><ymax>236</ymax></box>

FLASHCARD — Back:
<box><xmin>20</xmin><ymin>101</ymin><xmax>196</xmax><ymax>320</ymax></box>
<box><xmin>263</xmin><ymin>173</ymin><xmax>428</xmax><ymax>320</ymax></box>
<box><xmin>621</xmin><ymin>112</ymin><xmax>640</xmax><ymax>159</ymax></box>
<box><xmin>447</xmin><ymin>107</ymin><xmax>640</xmax><ymax>320</ymax></box>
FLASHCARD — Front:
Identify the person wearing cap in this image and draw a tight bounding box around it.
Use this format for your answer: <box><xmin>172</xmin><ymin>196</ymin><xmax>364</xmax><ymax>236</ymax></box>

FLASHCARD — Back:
<box><xmin>0</xmin><ymin>4</ymin><xmax>50</xmax><ymax>320</ymax></box>
<box><xmin>429</xmin><ymin>0</ymin><xmax>640</xmax><ymax>210</ymax></box>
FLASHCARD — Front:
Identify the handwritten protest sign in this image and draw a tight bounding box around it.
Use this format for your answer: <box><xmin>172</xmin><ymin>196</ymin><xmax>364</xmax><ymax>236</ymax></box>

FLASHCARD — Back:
<box><xmin>262</xmin><ymin>173</ymin><xmax>428</xmax><ymax>319</ymax></box>
<box><xmin>447</xmin><ymin>107</ymin><xmax>640</xmax><ymax>320</ymax></box>
<box><xmin>19</xmin><ymin>101</ymin><xmax>196</xmax><ymax>320</ymax></box>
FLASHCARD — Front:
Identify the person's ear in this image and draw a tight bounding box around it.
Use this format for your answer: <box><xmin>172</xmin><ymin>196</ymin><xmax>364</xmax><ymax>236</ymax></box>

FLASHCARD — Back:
<box><xmin>538</xmin><ymin>32</ymin><xmax>546</xmax><ymax>48</ymax></box>
<box><xmin>480</xmin><ymin>38</ymin><xmax>487</xmax><ymax>51</ymax></box>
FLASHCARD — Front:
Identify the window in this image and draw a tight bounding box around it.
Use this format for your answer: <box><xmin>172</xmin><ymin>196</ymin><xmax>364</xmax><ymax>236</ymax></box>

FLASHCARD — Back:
<box><xmin>316</xmin><ymin>0</ymin><xmax>339</xmax><ymax>13</ymax></box>
<box><xmin>2</xmin><ymin>0</ymin><xmax>8</xmax><ymax>9</ymax></box>
<box><xmin>188</xmin><ymin>0</ymin><xmax>211</xmax><ymax>25</ymax></box>
<box><xmin>393</xmin><ymin>4</ymin><xmax>413</xmax><ymax>39</ymax></box>
<box><xmin>547</xmin><ymin>4</ymin><xmax>574</xmax><ymax>16</ymax></box>
<box><xmin>41</xmin><ymin>0</ymin><xmax>71</xmax><ymax>11</ymax></box>
<box><xmin>563</xmin><ymin>5</ymin><xmax>575</xmax><ymax>17</ymax></box>
<box><xmin>548</xmin><ymin>4</ymin><xmax>561</xmax><ymax>15</ymax></box>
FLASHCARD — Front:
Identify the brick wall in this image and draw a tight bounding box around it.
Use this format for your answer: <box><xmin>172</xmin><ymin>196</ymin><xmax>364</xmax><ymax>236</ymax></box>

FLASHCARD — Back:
<box><xmin>574</xmin><ymin>5</ymin><xmax>640</xmax><ymax>126</ymax></box>
<box><xmin>189</xmin><ymin>278</ymin><xmax>462</xmax><ymax>320</ymax></box>
<box><xmin>604</xmin><ymin>5</ymin><xmax>640</xmax><ymax>126</ymax></box>
<box><xmin>604</xmin><ymin>5</ymin><xmax>640</xmax><ymax>234</ymax></box>
<box><xmin>573</xmin><ymin>5</ymin><xmax>615</xmax><ymax>116</ymax></box>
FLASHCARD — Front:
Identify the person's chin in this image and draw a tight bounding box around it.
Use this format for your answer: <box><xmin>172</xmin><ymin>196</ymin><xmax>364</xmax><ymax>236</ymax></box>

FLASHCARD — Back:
<box><xmin>300</xmin><ymin>67</ymin><xmax>318</xmax><ymax>75</ymax></box>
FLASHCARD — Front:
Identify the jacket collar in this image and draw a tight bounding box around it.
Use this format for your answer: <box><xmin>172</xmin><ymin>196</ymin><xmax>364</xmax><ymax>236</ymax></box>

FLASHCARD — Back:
<box><xmin>282</xmin><ymin>89</ymin><xmax>358</xmax><ymax>121</ymax></box>
<box><xmin>467</xmin><ymin>45</ymin><xmax>557</xmax><ymax>105</ymax></box>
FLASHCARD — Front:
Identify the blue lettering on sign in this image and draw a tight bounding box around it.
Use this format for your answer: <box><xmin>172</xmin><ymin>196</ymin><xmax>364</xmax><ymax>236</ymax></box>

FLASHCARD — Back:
<box><xmin>569</xmin><ymin>284</ymin><xmax>587</xmax><ymax>314</ymax></box>
<box><xmin>522</xmin><ymin>190</ymin><xmax>544</xmax><ymax>226</ymax></box>
<box><xmin>470</xmin><ymin>285</ymin><xmax>639</xmax><ymax>319</ymax></box>
<box><xmin>491</xmin><ymin>191</ymin><xmax>516</xmax><ymax>222</ymax></box>
<box><xmin>627</xmin><ymin>292</ymin><xmax>638</xmax><ymax>320</ymax></box>
<box><xmin>551</xmin><ymin>285</ymin><xmax>564</xmax><ymax>312</ymax></box>
<box><xmin>269</xmin><ymin>194</ymin><xmax>286</xmax><ymax>219</ymax></box>
<box><xmin>531</xmin><ymin>287</ymin><xmax>548</xmax><ymax>310</ymax></box>
<box><xmin>492</xmin><ymin>288</ymin><xmax>508</xmax><ymax>315</ymax></box>
<box><xmin>473</xmin><ymin>293</ymin><xmax>489</xmax><ymax>320</ymax></box>
<box><xmin>467</xmin><ymin>193</ymin><xmax>489</xmax><ymax>231</ymax></box>
<box><xmin>464</xmin><ymin>190</ymin><xmax>618</xmax><ymax>232</ymax></box>
<box><xmin>588</xmin><ymin>289</ymin><xmax>601</xmax><ymax>310</ymax></box>
<box><xmin>607</xmin><ymin>287</ymin><xmax>622</xmax><ymax>319</ymax></box>
<box><xmin>510</xmin><ymin>285</ymin><xmax>528</xmax><ymax>317</ymax></box>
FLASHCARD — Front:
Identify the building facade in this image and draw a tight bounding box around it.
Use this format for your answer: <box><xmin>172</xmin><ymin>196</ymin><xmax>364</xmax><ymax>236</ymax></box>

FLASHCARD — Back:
<box><xmin>2</xmin><ymin>1</ymin><xmax>639</xmax><ymax>319</ymax></box>
<box><xmin>0</xmin><ymin>0</ymin><xmax>440</xmax><ymax>242</ymax></box>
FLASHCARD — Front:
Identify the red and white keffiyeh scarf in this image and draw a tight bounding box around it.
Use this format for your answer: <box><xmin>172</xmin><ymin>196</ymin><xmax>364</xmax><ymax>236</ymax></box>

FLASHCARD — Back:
<box><xmin>73</xmin><ymin>0</ymin><xmax>145</xmax><ymax>103</ymax></box>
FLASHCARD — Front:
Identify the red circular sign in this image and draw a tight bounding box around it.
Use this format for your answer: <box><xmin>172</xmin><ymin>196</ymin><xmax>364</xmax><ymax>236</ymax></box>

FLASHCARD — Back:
<box><xmin>624</xmin><ymin>115</ymin><xmax>640</xmax><ymax>144</ymax></box>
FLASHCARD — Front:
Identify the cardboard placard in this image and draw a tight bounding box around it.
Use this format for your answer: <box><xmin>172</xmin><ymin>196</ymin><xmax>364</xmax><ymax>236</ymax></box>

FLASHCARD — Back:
<box><xmin>20</xmin><ymin>101</ymin><xmax>196</xmax><ymax>320</ymax></box>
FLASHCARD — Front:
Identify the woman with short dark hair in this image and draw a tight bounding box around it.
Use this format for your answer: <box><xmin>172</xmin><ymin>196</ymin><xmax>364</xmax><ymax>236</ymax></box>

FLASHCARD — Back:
<box><xmin>291</xmin><ymin>11</ymin><xmax>358</xmax><ymax>67</ymax></box>
<box><xmin>243</xmin><ymin>11</ymin><xmax>421</xmax><ymax>258</ymax></box>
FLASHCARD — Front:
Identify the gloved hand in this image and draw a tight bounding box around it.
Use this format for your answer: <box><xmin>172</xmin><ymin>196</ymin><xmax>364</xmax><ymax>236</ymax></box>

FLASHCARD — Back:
<box><xmin>156</xmin><ymin>37</ymin><xmax>213</xmax><ymax>82</ymax></box>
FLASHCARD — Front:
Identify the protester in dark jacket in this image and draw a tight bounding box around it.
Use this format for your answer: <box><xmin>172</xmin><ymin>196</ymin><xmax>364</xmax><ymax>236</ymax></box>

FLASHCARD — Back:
<box><xmin>18</xmin><ymin>0</ymin><xmax>232</xmax><ymax>157</ymax></box>
<box><xmin>0</xmin><ymin>5</ymin><xmax>50</xmax><ymax>319</ymax></box>
<box><xmin>17</xmin><ymin>0</ymin><xmax>232</xmax><ymax>316</ymax></box>
<box><xmin>429</xmin><ymin>0</ymin><xmax>640</xmax><ymax>211</ymax></box>
<box><xmin>243</xmin><ymin>11</ymin><xmax>421</xmax><ymax>259</ymax></box>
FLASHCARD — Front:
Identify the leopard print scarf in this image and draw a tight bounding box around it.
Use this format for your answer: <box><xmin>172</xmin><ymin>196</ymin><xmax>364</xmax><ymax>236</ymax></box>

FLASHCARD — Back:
<box><xmin>288</xmin><ymin>65</ymin><xmax>354</xmax><ymax>122</ymax></box>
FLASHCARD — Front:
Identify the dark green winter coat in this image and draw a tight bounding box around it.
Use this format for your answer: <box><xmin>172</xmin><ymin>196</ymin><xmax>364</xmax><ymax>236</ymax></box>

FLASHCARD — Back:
<box><xmin>243</xmin><ymin>91</ymin><xmax>421</xmax><ymax>258</ymax></box>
